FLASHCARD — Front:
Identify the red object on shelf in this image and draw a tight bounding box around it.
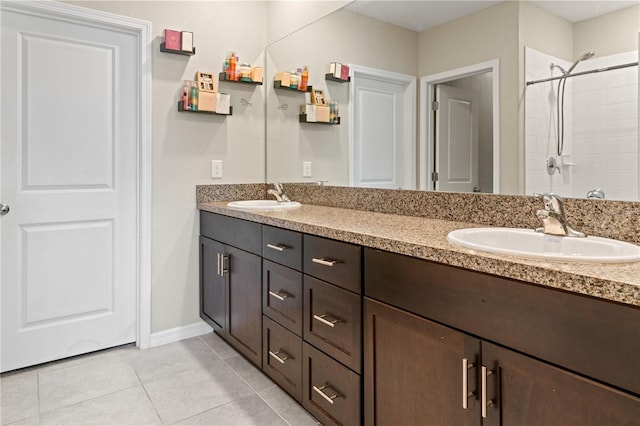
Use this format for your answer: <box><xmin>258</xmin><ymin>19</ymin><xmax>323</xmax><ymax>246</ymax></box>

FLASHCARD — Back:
<box><xmin>163</xmin><ymin>29</ymin><xmax>181</xmax><ymax>51</ymax></box>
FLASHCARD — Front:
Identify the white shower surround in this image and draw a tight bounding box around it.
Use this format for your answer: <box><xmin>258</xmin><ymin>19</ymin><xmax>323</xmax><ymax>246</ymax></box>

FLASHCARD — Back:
<box><xmin>525</xmin><ymin>47</ymin><xmax>638</xmax><ymax>201</ymax></box>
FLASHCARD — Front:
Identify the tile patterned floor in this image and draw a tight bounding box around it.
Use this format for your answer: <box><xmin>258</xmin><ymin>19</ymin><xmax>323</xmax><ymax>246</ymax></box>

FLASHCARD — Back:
<box><xmin>1</xmin><ymin>334</ymin><xmax>320</xmax><ymax>426</ymax></box>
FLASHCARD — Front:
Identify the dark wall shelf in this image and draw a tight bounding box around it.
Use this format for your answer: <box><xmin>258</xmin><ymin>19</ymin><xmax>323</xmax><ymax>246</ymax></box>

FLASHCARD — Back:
<box><xmin>178</xmin><ymin>102</ymin><xmax>232</xmax><ymax>116</ymax></box>
<box><xmin>160</xmin><ymin>42</ymin><xmax>196</xmax><ymax>56</ymax></box>
<box><xmin>218</xmin><ymin>72</ymin><xmax>263</xmax><ymax>85</ymax></box>
<box><xmin>299</xmin><ymin>114</ymin><xmax>340</xmax><ymax>125</ymax></box>
<box><xmin>274</xmin><ymin>80</ymin><xmax>312</xmax><ymax>92</ymax></box>
<box><xmin>325</xmin><ymin>73</ymin><xmax>350</xmax><ymax>83</ymax></box>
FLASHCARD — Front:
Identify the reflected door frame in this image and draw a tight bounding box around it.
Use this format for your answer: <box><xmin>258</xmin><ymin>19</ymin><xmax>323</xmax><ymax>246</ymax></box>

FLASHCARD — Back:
<box><xmin>419</xmin><ymin>59</ymin><xmax>500</xmax><ymax>193</ymax></box>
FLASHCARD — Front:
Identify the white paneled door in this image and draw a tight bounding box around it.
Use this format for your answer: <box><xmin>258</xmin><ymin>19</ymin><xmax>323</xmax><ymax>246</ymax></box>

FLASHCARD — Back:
<box><xmin>350</xmin><ymin>66</ymin><xmax>416</xmax><ymax>189</ymax></box>
<box><xmin>435</xmin><ymin>84</ymin><xmax>479</xmax><ymax>193</ymax></box>
<box><xmin>1</xmin><ymin>2</ymin><xmax>143</xmax><ymax>371</ymax></box>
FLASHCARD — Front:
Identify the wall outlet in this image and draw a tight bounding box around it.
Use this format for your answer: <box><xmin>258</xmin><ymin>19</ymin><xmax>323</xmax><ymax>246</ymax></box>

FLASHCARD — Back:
<box><xmin>302</xmin><ymin>161</ymin><xmax>312</xmax><ymax>177</ymax></box>
<box><xmin>211</xmin><ymin>160</ymin><xmax>223</xmax><ymax>178</ymax></box>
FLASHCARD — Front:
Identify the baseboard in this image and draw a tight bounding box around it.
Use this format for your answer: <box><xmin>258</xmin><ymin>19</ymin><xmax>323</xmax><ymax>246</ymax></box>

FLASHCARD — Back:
<box><xmin>149</xmin><ymin>320</ymin><xmax>213</xmax><ymax>348</ymax></box>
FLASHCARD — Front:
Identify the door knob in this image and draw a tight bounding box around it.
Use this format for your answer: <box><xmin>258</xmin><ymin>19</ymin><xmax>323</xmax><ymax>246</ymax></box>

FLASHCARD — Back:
<box><xmin>0</xmin><ymin>203</ymin><xmax>9</xmax><ymax>216</ymax></box>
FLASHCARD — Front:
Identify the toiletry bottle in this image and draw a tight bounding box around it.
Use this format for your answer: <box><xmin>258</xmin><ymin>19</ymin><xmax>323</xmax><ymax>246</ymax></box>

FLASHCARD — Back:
<box><xmin>190</xmin><ymin>81</ymin><xmax>198</xmax><ymax>111</ymax></box>
<box><xmin>300</xmin><ymin>66</ymin><xmax>309</xmax><ymax>91</ymax></box>
<box><xmin>229</xmin><ymin>52</ymin><xmax>237</xmax><ymax>81</ymax></box>
<box><xmin>182</xmin><ymin>80</ymin><xmax>190</xmax><ymax>110</ymax></box>
<box><xmin>223</xmin><ymin>57</ymin><xmax>230</xmax><ymax>80</ymax></box>
<box><xmin>290</xmin><ymin>69</ymin><xmax>299</xmax><ymax>89</ymax></box>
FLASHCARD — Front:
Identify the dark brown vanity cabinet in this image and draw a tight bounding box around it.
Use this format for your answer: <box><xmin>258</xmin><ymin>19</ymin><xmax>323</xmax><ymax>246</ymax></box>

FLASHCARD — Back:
<box><xmin>200</xmin><ymin>212</ymin><xmax>262</xmax><ymax>367</ymax></box>
<box><xmin>364</xmin><ymin>248</ymin><xmax>640</xmax><ymax>426</ymax></box>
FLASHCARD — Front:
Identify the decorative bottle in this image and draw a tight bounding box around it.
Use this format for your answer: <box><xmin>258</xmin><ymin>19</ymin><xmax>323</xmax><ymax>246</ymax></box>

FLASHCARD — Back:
<box><xmin>300</xmin><ymin>66</ymin><xmax>309</xmax><ymax>91</ymax></box>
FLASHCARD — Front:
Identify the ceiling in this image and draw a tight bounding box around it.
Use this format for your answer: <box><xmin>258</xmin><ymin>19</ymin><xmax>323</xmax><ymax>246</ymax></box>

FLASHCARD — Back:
<box><xmin>344</xmin><ymin>0</ymin><xmax>639</xmax><ymax>33</ymax></box>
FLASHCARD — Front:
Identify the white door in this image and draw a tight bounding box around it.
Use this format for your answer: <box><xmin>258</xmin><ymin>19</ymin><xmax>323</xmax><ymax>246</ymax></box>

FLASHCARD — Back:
<box><xmin>1</xmin><ymin>3</ymin><xmax>139</xmax><ymax>372</ymax></box>
<box><xmin>351</xmin><ymin>67</ymin><xmax>416</xmax><ymax>189</ymax></box>
<box><xmin>435</xmin><ymin>84</ymin><xmax>479</xmax><ymax>192</ymax></box>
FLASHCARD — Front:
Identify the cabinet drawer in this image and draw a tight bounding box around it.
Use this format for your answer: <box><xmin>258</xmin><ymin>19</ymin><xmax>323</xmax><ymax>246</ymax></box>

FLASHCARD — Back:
<box><xmin>304</xmin><ymin>276</ymin><xmax>361</xmax><ymax>373</ymax></box>
<box><xmin>262</xmin><ymin>226</ymin><xmax>302</xmax><ymax>270</ymax></box>
<box><xmin>263</xmin><ymin>316</ymin><xmax>303</xmax><ymax>404</ymax></box>
<box><xmin>263</xmin><ymin>260</ymin><xmax>303</xmax><ymax>336</ymax></box>
<box><xmin>200</xmin><ymin>211</ymin><xmax>261</xmax><ymax>255</ymax></box>
<box><xmin>303</xmin><ymin>235</ymin><xmax>361</xmax><ymax>294</ymax></box>
<box><xmin>302</xmin><ymin>342</ymin><xmax>361</xmax><ymax>426</ymax></box>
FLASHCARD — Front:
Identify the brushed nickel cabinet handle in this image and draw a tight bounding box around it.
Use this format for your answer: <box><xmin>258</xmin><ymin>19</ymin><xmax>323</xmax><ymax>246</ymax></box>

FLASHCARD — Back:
<box><xmin>462</xmin><ymin>358</ymin><xmax>476</xmax><ymax>409</ymax></box>
<box><xmin>217</xmin><ymin>253</ymin><xmax>222</xmax><ymax>276</ymax></box>
<box><xmin>312</xmin><ymin>384</ymin><xmax>343</xmax><ymax>405</ymax></box>
<box><xmin>267</xmin><ymin>243</ymin><xmax>286</xmax><ymax>252</ymax></box>
<box><xmin>268</xmin><ymin>350</ymin><xmax>290</xmax><ymax>364</ymax></box>
<box><xmin>311</xmin><ymin>257</ymin><xmax>339</xmax><ymax>267</ymax></box>
<box><xmin>221</xmin><ymin>255</ymin><xmax>228</xmax><ymax>276</ymax></box>
<box><xmin>268</xmin><ymin>290</ymin><xmax>289</xmax><ymax>301</ymax></box>
<box><xmin>313</xmin><ymin>313</ymin><xmax>342</xmax><ymax>328</ymax></box>
<box><xmin>481</xmin><ymin>366</ymin><xmax>494</xmax><ymax>418</ymax></box>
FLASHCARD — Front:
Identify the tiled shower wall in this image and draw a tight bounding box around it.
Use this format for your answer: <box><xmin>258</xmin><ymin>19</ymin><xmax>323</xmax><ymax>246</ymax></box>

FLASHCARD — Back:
<box><xmin>525</xmin><ymin>47</ymin><xmax>639</xmax><ymax>201</ymax></box>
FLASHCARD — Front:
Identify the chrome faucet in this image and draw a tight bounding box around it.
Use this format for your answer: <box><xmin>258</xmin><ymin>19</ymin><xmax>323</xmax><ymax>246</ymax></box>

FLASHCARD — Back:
<box><xmin>535</xmin><ymin>193</ymin><xmax>586</xmax><ymax>237</ymax></box>
<box><xmin>586</xmin><ymin>188</ymin><xmax>605</xmax><ymax>199</ymax></box>
<box><xmin>267</xmin><ymin>182</ymin><xmax>290</xmax><ymax>203</ymax></box>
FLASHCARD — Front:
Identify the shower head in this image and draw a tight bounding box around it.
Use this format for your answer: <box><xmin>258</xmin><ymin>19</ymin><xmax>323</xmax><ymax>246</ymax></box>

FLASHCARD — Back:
<box><xmin>566</xmin><ymin>51</ymin><xmax>595</xmax><ymax>74</ymax></box>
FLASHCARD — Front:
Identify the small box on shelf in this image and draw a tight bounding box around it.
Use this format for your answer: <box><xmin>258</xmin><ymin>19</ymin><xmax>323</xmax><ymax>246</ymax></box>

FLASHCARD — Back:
<box><xmin>160</xmin><ymin>29</ymin><xmax>196</xmax><ymax>56</ymax></box>
<box><xmin>327</xmin><ymin>62</ymin><xmax>350</xmax><ymax>82</ymax></box>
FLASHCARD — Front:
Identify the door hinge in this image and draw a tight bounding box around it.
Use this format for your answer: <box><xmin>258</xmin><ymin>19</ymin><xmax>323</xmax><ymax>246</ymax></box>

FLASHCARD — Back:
<box><xmin>431</xmin><ymin>172</ymin><xmax>439</xmax><ymax>182</ymax></box>
<box><xmin>432</xmin><ymin>101</ymin><xmax>439</xmax><ymax>111</ymax></box>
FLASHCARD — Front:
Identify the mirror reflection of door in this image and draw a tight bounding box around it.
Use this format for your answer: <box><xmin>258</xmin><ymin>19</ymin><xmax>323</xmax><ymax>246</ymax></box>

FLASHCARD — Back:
<box><xmin>350</xmin><ymin>66</ymin><xmax>416</xmax><ymax>189</ymax></box>
<box><xmin>432</xmin><ymin>71</ymin><xmax>494</xmax><ymax>193</ymax></box>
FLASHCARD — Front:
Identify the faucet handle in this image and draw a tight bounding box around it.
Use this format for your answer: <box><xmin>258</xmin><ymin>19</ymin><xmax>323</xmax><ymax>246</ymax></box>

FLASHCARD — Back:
<box><xmin>534</xmin><ymin>192</ymin><xmax>564</xmax><ymax>214</ymax></box>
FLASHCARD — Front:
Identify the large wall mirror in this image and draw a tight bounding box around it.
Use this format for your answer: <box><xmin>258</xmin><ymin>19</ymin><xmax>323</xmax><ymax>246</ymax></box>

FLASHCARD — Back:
<box><xmin>265</xmin><ymin>0</ymin><xmax>639</xmax><ymax>201</ymax></box>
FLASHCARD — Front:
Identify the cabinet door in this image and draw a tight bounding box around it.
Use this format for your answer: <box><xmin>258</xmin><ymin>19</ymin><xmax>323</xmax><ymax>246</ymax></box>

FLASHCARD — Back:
<box><xmin>200</xmin><ymin>236</ymin><xmax>226</xmax><ymax>335</ymax></box>
<box><xmin>226</xmin><ymin>246</ymin><xmax>262</xmax><ymax>367</ymax></box>
<box><xmin>364</xmin><ymin>298</ymin><xmax>480</xmax><ymax>426</ymax></box>
<box><xmin>482</xmin><ymin>341</ymin><xmax>640</xmax><ymax>426</ymax></box>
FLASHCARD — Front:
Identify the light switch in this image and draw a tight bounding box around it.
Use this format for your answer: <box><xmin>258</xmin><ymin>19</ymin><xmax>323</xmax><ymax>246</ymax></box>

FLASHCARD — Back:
<box><xmin>211</xmin><ymin>160</ymin><xmax>223</xmax><ymax>178</ymax></box>
<box><xmin>303</xmin><ymin>161</ymin><xmax>312</xmax><ymax>177</ymax></box>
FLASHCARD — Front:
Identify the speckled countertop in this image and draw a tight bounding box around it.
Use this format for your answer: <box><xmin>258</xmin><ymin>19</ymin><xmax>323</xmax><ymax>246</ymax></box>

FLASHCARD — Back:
<box><xmin>198</xmin><ymin>201</ymin><xmax>640</xmax><ymax>308</ymax></box>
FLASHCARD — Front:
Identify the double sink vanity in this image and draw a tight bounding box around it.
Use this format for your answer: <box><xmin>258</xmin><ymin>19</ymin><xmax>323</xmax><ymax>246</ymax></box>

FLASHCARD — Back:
<box><xmin>197</xmin><ymin>184</ymin><xmax>640</xmax><ymax>425</ymax></box>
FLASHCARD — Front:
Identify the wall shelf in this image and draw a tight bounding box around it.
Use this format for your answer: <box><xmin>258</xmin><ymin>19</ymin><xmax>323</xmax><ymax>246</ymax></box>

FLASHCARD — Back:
<box><xmin>218</xmin><ymin>72</ymin><xmax>263</xmax><ymax>85</ymax></box>
<box><xmin>160</xmin><ymin>42</ymin><xmax>195</xmax><ymax>56</ymax></box>
<box><xmin>178</xmin><ymin>102</ymin><xmax>232</xmax><ymax>116</ymax></box>
<box><xmin>274</xmin><ymin>81</ymin><xmax>312</xmax><ymax>92</ymax></box>
<box><xmin>299</xmin><ymin>114</ymin><xmax>340</xmax><ymax>125</ymax></box>
<box><xmin>325</xmin><ymin>73</ymin><xmax>350</xmax><ymax>83</ymax></box>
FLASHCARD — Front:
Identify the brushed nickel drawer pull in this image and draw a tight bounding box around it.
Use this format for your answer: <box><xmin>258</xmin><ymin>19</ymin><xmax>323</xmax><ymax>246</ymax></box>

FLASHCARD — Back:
<box><xmin>267</xmin><ymin>243</ymin><xmax>287</xmax><ymax>252</ymax></box>
<box><xmin>312</xmin><ymin>384</ymin><xmax>343</xmax><ymax>405</ymax></box>
<box><xmin>462</xmin><ymin>358</ymin><xmax>476</xmax><ymax>409</ymax></box>
<box><xmin>268</xmin><ymin>350</ymin><xmax>290</xmax><ymax>364</ymax></box>
<box><xmin>313</xmin><ymin>313</ymin><xmax>343</xmax><ymax>328</ymax></box>
<box><xmin>311</xmin><ymin>257</ymin><xmax>339</xmax><ymax>267</ymax></box>
<box><xmin>217</xmin><ymin>252</ymin><xmax>222</xmax><ymax>276</ymax></box>
<box><xmin>481</xmin><ymin>366</ymin><xmax>494</xmax><ymax>419</ymax></box>
<box><xmin>268</xmin><ymin>290</ymin><xmax>289</xmax><ymax>301</ymax></box>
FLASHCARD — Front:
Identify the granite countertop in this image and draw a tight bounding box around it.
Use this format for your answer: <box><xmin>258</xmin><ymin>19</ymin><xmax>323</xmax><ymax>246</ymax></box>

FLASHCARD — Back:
<box><xmin>198</xmin><ymin>201</ymin><xmax>640</xmax><ymax>308</ymax></box>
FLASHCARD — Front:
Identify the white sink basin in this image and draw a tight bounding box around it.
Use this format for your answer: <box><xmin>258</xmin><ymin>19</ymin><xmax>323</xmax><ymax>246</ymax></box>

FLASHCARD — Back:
<box><xmin>447</xmin><ymin>227</ymin><xmax>640</xmax><ymax>263</ymax></box>
<box><xmin>226</xmin><ymin>200</ymin><xmax>301</xmax><ymax>211</ymax></box>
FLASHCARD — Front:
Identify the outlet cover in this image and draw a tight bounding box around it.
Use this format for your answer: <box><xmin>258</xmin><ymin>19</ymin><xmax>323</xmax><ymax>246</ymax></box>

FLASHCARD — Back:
<box><xmin>302</xmin><ymin>161</ymin><xmax>312</xmax><ymax>177</ymax></box>
<box><xmin>211</xmin><ymin>160</ymin><xmax>223</xmax><ymax>178</ymax></box>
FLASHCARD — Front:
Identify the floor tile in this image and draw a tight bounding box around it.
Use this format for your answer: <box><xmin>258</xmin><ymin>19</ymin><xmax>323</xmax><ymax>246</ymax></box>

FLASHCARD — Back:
<box><xmin>143</xmin><ymin>358</ymin><xmax>254</xmax><ymax>424</ymax></box>
<box><xmin>38</xmin><ymin>355</ymin><xmax>140</xmax><ymax>413</ymax></box>
<box><xmin>259</xmin><ymin>385</ymin><xmax>320</xmax><ymax>426</ymax></box>
<box><xmin>4</xmin><ymin>417</ymin><xmax>39</xmax><ymax>426</ymax></box>
<box><xmin>174</xmin><ymin>393</ymin><xmax>287</xmax><ymax>426</ymax></box>
<box><xmin>1</xmin><ymin>372</ymin><xmax>38</xmax><ymax>425</ymax></box>
<box><xmin>200</xmin><ymin>333</ymin><xmax>238</xmax><ymax>360</ymax></box>
<box><xmin>225</xmin><ymin>355</ymin><xmax>275</xmax><ymax>393</ymax></box>
<box><xmin>39</xmin><ymin>386</ymin><xmax>161</xmax><ymax>426</ymax></box>
<box><xmin>130</xmin><ymin>337</ymin><xmax>218</xmax><ymax>384</ymax></box>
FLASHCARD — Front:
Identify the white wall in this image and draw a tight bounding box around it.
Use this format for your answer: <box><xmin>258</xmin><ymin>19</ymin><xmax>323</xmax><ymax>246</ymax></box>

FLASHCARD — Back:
<box><xmin>64</xmin><ymin>1</ymin><xmax>267</xmax><ymax>333</ymax></box>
